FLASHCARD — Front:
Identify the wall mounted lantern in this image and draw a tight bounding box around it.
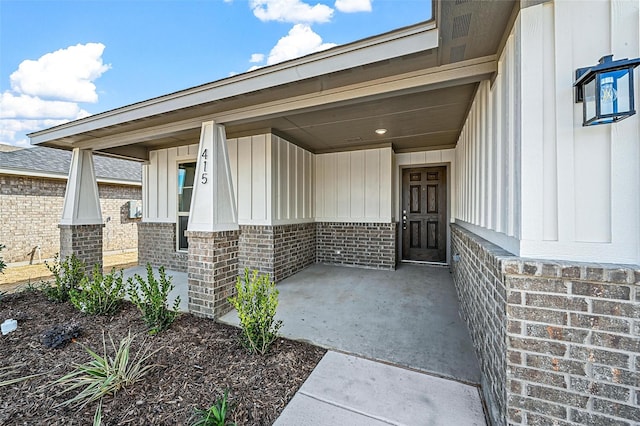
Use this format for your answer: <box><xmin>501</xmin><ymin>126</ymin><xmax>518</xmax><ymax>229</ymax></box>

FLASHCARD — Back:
<box><xmin>574</xmin><ymin>55</ymin><xmax>640</xmax><ymax>126</ymax></box>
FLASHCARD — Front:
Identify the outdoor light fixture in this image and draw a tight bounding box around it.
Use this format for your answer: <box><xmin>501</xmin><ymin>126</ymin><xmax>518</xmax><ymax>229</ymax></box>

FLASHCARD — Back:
<box><xmin>574</xmin><ymin>55</ymin><xmax>640</xmax><ymax>126</ymax></box>
<box><xmin>375</xmin><ymin>128</ymin><xmax>387</xmax><ymax>135</ymax></box>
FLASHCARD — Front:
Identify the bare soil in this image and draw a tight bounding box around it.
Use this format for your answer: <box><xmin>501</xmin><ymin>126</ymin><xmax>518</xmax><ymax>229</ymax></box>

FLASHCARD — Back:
<box><xmin>0</xmin><ymin>290</ymin><xmax>326</xmax><ymax>425</ymax></box>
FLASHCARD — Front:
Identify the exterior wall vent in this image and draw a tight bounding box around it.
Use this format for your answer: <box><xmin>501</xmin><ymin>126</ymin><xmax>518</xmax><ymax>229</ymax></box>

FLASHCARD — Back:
<box><xmin>452</xmin><ymin>13</ymin><xmax>472</xmax><ymax>39</ymax></box>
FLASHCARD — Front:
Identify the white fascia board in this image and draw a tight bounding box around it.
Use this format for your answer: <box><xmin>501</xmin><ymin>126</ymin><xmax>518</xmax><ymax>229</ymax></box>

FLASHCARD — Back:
<box><xmin>29</xmin><ymin>22</ymin><xmax>438</xmax><ymax>145</ymax></box>
<box><xmin>94</xmin><ymin>177</ymin><xmax>142</xmax><ymax>186</ymax></box>
<box><xmin>0</xmin><ymin>168</ymin><xmax>67</xmax><ymax>181</ymax></box>
<box><xmin>0</xmin><ymin>167</ymin><xmax>140</xmax><ymax>186</ymax></box>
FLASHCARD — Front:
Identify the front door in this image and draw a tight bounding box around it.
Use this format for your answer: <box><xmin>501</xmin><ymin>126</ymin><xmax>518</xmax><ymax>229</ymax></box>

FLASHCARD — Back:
<box><xmin>401</xmin><ymin>167</ymin><xmax>447</xmax><ymax>262</ymax></box>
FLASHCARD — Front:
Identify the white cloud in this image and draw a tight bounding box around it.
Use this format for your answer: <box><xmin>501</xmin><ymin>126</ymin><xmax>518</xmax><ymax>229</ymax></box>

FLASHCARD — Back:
<box><xmin>335</xmin><ymin>0</ymin><xmax>371</xmax><ymax>13</ymax></box>
<box><xmin>250</xmin><ymin>0</ymin><xmax>334</xmax><ymax>23</ymax></box>
<box><xmin>10</xmin><ymin>43</ymin><xmax>110</xmax><ymax>103</ymax></box>
<box><xmin>267</xmin><ymin>24</ymin><xmax>337</xmax><ymax>65</ymax></box>
<box><xmin>0</xmin><ymin>42</ymin><xmax>108</xmax><ymax>147</ymax></box>
<box><xmin>0</xmin><ymin>137</ymin><xmax>30</xmax><ymax>148</ymax></box>
<box><xmin>0</xmin><ymin>118</ymin><xmax>71</xmax><ymax>143</ymax></box>
<box><xmin>0</xmin><ymin>93</ymin><xmax>89</xmax><ymax>119</ymax></box>
<box><xmin>250</xmin><ymin>53</ymin><xmax>265</xmax><ymax>63</ymax></box>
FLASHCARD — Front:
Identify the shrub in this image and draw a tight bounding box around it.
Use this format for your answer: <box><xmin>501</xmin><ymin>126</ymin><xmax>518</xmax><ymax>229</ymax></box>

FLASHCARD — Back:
<box><xmin>42</xmin><ymin>324</ymin><xmax>82</xmax><ymax>349</ymax></box>
<box><xmin>0</xmin><ymin>243</ymin><xmax>6</xmax><ymax>274</ymax></box>
<box><xmin>191</xmin><ymin>390</ymin><xmax>236</xmax><ymax>426</ymax></box>
<box><xmin>228</xmin><ymin>269</ymin><xmax>283</xmax><ymax>355</ymax></box>
<box><xmin>19</xmin><ymin>279</ymin><xmax>46</xmax><ymax>293</ymax></box>
<box><xmin>54</xmin><ymin>332</ymin><xmax>161</xmax><ymax>408</ymax></box>
<box><xmin>127</xmin><ymin>264</ymin><xmax>180</xmax><ymax>334</ymax></box>
<box><xmin>70</xmin><ymin>265</ymin><xmax>125</xmax><ymax>315</ymax></box>
<box><xmin>44</xmin><ymin>253</ymin><xmax>85</xmax><ymax>302</ymax></box>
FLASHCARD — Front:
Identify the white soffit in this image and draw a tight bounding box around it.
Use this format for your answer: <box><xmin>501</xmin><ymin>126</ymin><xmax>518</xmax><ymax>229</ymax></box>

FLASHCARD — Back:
<box><xmin>30</xmin><ymin>22</ymin><xmax>439</xmax><ymax>145</ymax></box>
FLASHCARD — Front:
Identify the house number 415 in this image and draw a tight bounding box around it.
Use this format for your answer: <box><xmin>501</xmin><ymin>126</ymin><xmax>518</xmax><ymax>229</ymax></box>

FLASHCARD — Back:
<box><xmin>201</xmin><ymin>149</ymin><xmax>208</xmax><ymax>184</ymax></box>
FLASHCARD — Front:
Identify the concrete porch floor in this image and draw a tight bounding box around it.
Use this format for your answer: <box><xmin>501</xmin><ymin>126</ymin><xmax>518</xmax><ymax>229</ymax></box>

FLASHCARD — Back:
<box><xmin>220</xmin><ymin>263</ymin><xmax>481</xmax><ymax>385</ymax></box>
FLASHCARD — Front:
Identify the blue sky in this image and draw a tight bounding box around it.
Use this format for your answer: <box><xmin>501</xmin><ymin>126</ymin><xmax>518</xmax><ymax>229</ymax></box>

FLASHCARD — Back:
<box><xmin>0</xmin><ymin>0</ymin><xmax>431</xmax><ymax>147</ymax></box>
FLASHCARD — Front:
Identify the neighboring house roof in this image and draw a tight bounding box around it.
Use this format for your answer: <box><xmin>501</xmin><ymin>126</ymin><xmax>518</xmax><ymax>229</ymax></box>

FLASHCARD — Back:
<box><xmin>0</xmin><ymin>146</ymin><xmax>141</xmax><ymax>185</ymax></box>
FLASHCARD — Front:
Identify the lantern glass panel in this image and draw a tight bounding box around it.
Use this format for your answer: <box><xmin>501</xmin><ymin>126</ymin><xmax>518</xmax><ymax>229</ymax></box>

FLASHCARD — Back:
<box><xmin>602</xmin><ymin>69</ymin><xmax>631</xmax><ymax>115</ymax></box>
<box><xmin>584</xmin><ymin>78</ymin><xmax>596</xmax><ymax>123</ymax></box>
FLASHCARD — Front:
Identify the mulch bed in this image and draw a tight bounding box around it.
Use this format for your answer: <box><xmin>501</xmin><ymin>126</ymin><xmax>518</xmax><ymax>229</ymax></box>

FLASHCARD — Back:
<box><xmin>0</xmin><ymin>291</ymin><xmax>326</xmax><ymax>425</ymax></box>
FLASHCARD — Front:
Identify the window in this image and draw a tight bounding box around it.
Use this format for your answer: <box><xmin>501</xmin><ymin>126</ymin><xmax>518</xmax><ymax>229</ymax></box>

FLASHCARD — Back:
<box><xmin>177</xmin><ymin>162</ymin><xmax>196</xmax><ymax>251</ymax></box>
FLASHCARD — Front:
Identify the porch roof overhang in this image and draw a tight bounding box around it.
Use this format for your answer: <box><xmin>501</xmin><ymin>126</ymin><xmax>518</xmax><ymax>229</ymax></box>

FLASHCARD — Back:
<box><xmin>29</xmin><ymin>0</ymin><xmax>517</xmax><ymax>161</ymax></box>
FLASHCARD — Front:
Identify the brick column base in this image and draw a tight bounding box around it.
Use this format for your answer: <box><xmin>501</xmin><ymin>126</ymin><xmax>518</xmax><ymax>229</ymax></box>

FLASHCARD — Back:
<box><xmin>58</xmin><ymin>224</ymin><xmax>104</xmax><ymax>273</ymax></box>
<box><xmin>186</xmin><ymin>230</ymin><xmax>239</xmax><ymax>318</ymax></box>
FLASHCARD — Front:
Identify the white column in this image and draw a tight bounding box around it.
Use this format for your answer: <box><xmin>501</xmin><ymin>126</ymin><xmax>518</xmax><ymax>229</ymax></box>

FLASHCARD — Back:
<box><xmin>187</xmin><ymin>121</ymin><xmax>239</xmax><ymax>232</ymax></box>
<box><xmin>60</xmin><ymin>148</ymin><xmax>102</xmax><ymax>225</ymax></box>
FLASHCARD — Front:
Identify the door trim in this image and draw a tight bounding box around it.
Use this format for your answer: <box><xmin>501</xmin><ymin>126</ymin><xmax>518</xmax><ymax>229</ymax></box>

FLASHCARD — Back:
<box><xmin>398</xmin><ymin>163</ymin><xmax>450</xmax><ymax>266</ymax></box>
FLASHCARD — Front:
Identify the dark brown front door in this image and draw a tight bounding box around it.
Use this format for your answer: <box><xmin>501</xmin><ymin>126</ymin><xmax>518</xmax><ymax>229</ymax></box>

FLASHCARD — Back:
<box><xmin>402</xmin><ymin>167</ymin><xmax>447</xmax><ymax>262</ymax></box>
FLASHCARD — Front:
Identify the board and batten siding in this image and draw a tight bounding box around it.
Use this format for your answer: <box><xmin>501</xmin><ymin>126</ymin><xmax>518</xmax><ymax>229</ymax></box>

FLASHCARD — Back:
<box><xmin>227</xmin><ymin>134</ymin><xmax>313</xmax><ymax>225</ymax></box>
<box><xmin>315</xmin><ymin>147</ymin><xmax>393</xmax><ymax>223</ymax></box>
<box><xmin>143</xmin><ymin>133</ymin><xmax>313</xmax><ymax>226</ymax></box>
<box><xmin>453</xmin><ymin>20</ymin><xmax>522</xmax><ymax>256</ymax></box>
<box><xmin>142</xmin><ymin>144</ymin><xmax>199</xmax><ymax>223</ymax></box>
<box><xmin>454</xmin><ymin>1</ymin><xmax>640</xmax><ymax>264</ymax></box>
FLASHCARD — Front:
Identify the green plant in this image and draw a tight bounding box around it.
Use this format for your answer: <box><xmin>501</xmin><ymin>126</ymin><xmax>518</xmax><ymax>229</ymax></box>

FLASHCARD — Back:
<box><xmin>93</xmin><ymin>399</ymin><xmax>103</xmax><ymax>426</ymax></box>
<box><xmin>70</xmin><ymin>265</ymin><xmax>125</xmax><ymax>315</ymax></box>
<box><xmin>20</xmin><ymin>278</ymin><xmax>49</xmax><ymax>293</ymax></box>
<box><xmin>0</xmin><ymin>243</ymin><xmax>6</xmax><ymax>274</ymax></box>
<box><xmin>44</xmin><ymin>253</ymin><xmax>86</xmax><ymax>302</ymax></box>
<box><xmin>192</xmin><ymin>390</ymin><xmax>236</xmax><ymax>426</ymax></box>
<box><xmin>0</xmin><ymin>364</ymin><xmax>44</xmax><ymax>387</ymax></box>
<box><xmin>228</xmin><ymin>269</ymin><xmax>283</xmax><ymax>355</ymax></box>
<box><xmin>127</xmin><ymin>264</ymin><xmax>180</xmax><ymax>334</ymax></box>
<box><xmin>54</xmin><ymin>332</ymin><xmax>161</xmax><ymax>408</ymax></box>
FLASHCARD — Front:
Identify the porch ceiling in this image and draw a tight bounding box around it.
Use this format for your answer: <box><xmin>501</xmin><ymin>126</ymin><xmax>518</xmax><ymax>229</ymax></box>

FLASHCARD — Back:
<box><xmin>30</xmin><ymin>0</ymin><xmax>516</xmax><ymax>160</ymax></box>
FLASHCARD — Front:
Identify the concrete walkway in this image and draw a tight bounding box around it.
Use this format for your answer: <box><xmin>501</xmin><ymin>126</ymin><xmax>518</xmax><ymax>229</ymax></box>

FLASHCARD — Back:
<box><xmin>275</xmin><ymin>351</ymin><xmax>486</xmax><ymax>426</ymax></box>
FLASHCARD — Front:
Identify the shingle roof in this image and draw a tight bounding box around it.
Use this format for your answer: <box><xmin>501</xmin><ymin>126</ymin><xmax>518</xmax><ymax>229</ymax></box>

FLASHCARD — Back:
<box><xmin>0</xmin><ymin>146</ymin><xmax>141</xmax><ymax>183</ymax></box>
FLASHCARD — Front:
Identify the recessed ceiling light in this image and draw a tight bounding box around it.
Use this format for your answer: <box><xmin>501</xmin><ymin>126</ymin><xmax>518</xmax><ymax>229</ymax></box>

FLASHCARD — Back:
<box><xmin>375</xmin><ymin>128</ymin><xmax>387</xmax><ymax>135</ymax></box>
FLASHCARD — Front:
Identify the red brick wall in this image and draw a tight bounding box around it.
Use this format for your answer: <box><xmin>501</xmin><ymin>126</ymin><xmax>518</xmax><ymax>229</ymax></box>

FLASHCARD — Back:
<box><xmin>186</xmin><ymin>230</ymin><xmax>239</xmax><ymax>318</ymax></box>
<box><xmin>315</xmin><ymin>222</ymin><xmax>396</xmax><ymax>270</ymax></box>
<box><xmin>451</xmin><ymin>223</ymin><xmax>640</xmax><ymax>426</ymax></box>
<box><xmin>137</xmin><ymin>222</ymin><xmax>188</xmax><ymax>272</ymax></box>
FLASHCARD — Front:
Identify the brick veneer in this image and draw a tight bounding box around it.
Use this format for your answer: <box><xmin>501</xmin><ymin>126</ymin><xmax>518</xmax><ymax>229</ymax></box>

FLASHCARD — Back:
<box><xmin>238</xmin><ymin>225</ymin><xmax>275</xmax><ymax>277</ymax></box>
<box><xmin>0</xmin><ymin>174</ymin><xmax>140</xmax><ymax>264</ymax></box>
<box><xmin>239</xmin><ymin>223</ymin><xmax>316</xmax><ymax>282</ymax></box>
<box><xmin>274</xmin><ymin>223</ymin><xmax>315</xmax><ymax>281</ymax></box>
<box><xmin>316</xmin><ymin>222</ymin><xmax>396</xmax><ymax>270</ymax></box>
<box><xmin>186</xmin><ymin>230</ymin><xmax>239</xmax><ymax>318</ymax></box>
<box><xmin>137</xmin><ymin>222</ymin><xmax>188</xmax><ymax>272</ymax></box>
<box><xmin>59</xmin><ymin>224</ymin><xmax>104</xmax><ymax>273</ymax></box>
<box><xmin>99</xmin><ymin>184</ymin><xmax>141</xmax><ymax>253</ymax></box>
<box><xmin>451</xmin><ymin>224</ymin><xmax>508</xmax><ymax>424</ymax></box>
<box><xmin>451</xmin><ymin>223</ymin><xmax>640</xmax><ymax>426</ymax></box>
